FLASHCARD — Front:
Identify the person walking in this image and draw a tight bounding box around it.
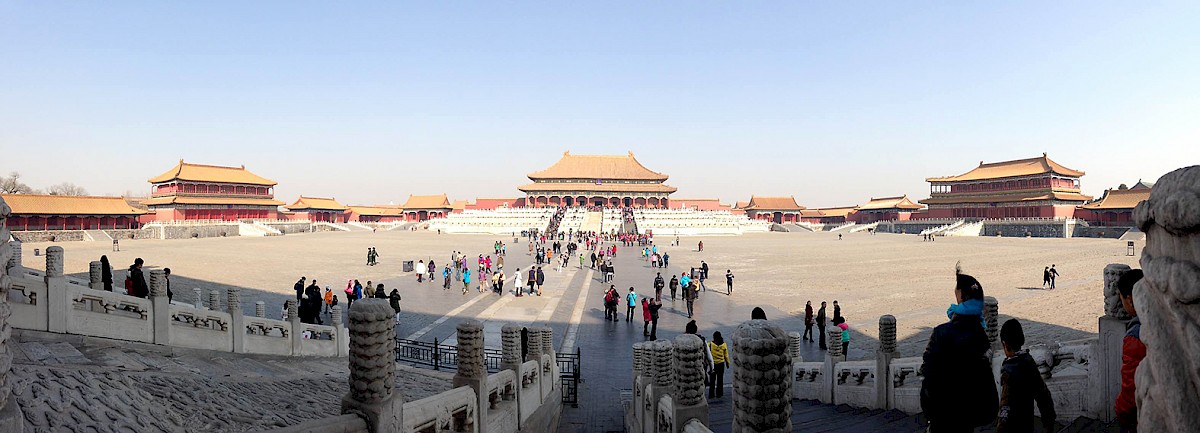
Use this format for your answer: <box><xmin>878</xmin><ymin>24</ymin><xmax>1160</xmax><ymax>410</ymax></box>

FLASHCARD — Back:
<box><xmin>535</xmin><ymin>267</ymin><xmax>545</xmax><ymax>296</ymax></box>
<box><xmin>127</xmin><ymin>258</ymin><xmax>149</xmax><ymax>298</ymax></box>
<box><xmin>817</xmin><ymin>301</ymin><xmax>828</xmax><ymax>350</ymax></box>
<box><xmin>345</xmin><ymin>280</ymin><xmax>356</xmax><ymax>308</ymax></box>
<box><xmin>527</xmin><ymin>268</ymin><xmax>537</xmax><ymax>296</ymax></box>
<box><xmin>707</xmin><ymin>331</ymin><xmax>731</xmax><ymax>399</ymax></box>
<box><xmin>725</xmin><ymin>269</ymin><xmax>734</xmax><ymax>295</ymax></box>
<box><xmin>443</xmin><ymin>266</ymin><xmax>452</xmax><ymax>290</ymax></box>
<box><xmin>604</xmin><ymin>285</ymin><xmax>618</xmax><ymax>321</ymax></box>
<box><xmin>416</xmin><ymin>260</ymin><xmax>426</xmax><ymax>283</ymax></box>
<box><xmin>100</xmin><ymin>255</ymin><xmax>113</xmax><ymax>291</ymax></box>
<box><xmin>428</xmin><ymin>259</ymin><xmax>436</xmax><ymax>281</ymax></box>
<box><xmin>294</xmin><ymin>276</ymin><xmax>306</xmax><ymax>302</ymax></box>
<box><xmin>684</xmin><ymin>279</ymin><xmax>698</xmax><ymax>318</ymax></box>
<box><xmin>323</xmin><ymin>287</ymin><xmax>333</xmax><ymax>315</ymax></box>
<box><xmin>919</xmin><ymin>269</ymin><xmax>999</xmax><ymax>432</ymax></box>
<box><xmin>373</xmin><ymin>283</ymin><xmax>386</xmax><ymax>299</ymax></box>
<box><xmin>625</xmin><ymin>287</ymin><xmax>638</xmax><ymax>322</ymax></box>
<box><xmin>803</xmin><ymin>301</ymin><xmax>815</xmax><ymax>341</ymax></box>
<box><xmin>997</xmin><ymin>319</ymin><xmax>1057</xmax><ymax>433</ymax></box>
<box><xmin>653</xmin><ymin>273</ymin><xmax>665</xmax><ymax>301</ymax></box>
<box><xmin>697</xmin><ymin>241</ymin><xmax>703</xmax><ymax>252</ymax></box>
<box><xmin>1048</xmin><ymin>264</ymin><xmax>1060</xmax><ymax>290</ymax></box>
<box><xmin>462</xmin><ymin>269</ymin><xmax>471</xmax><ymax>295</ymax></box>
<box><xmin>1042</xmin><ymin>266</ymin><xmax>1051</xmax><ymax>289</ymax></box>
<box><xmin>388</xmin><ymin>288</ymin><xmax>402</xmax><ymax>322</ymax></box>
<box><xmin>513</xmin><ymin>268</ymin><xmax>523</xmax><ymax>297</ymax></box>
<box><xmin>833</xmin><ymin>300</ymin><xmax>842</xmax><ymax>323</ymax></box>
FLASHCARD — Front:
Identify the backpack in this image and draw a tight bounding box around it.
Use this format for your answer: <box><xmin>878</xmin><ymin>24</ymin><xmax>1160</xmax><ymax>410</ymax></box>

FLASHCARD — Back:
<box><xmin>604</xmin><ymin>290</ymin><xmax>616</xmax><ymax>304</ymax></box>
<box><xmin>124</xmin><ymin>276</ymin><xmax>133</xmax><ymax>295</ymax></box>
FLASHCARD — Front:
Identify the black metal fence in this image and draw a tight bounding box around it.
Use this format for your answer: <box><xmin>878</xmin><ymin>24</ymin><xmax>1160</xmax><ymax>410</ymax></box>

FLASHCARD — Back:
<box><xmin>557</xmin><ymin>347</ymin><xmax>581</xmax><ymax>407</ymax></box>
<box><xmin>394</xmin><ymin>338</ymin><xmax>502</xmax><ymax>373</ymax></box>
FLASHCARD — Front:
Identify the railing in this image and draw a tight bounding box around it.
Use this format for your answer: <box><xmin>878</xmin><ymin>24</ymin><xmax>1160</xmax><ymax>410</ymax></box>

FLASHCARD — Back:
<box><xmin>393</xmin><ymin>338</ymin><xmax>503</xmax><ymax>373</ymax></box>
<box><xmin>557</xmin><ymin>348</ymin><xmax>581</xmax><ymax>407</ymax></box>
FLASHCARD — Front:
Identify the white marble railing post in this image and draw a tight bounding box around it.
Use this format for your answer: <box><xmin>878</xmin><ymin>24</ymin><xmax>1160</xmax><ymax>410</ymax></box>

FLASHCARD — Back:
<box><xmin>286</xmin><ymin>300</ymin><xmax>300</xmax><ymax>355</ymax></box>
<box><xmin>1096</xmin><ymin>263</ymin><xmax>1132</xmax><ymax>421</ymax></box>
<box><xmin>0</xmin><ymin>196</ymin><xmax>27</xmax><ymax>432</ymax></box>
<box><xmin>208</xmin><ymin>290</ymin><xmax>221</xmax><ymax>311</ymax></box>
<box><xmin>255</xmin><ymin>301</ymin><xmax>265</xmax><ymax>318</ymax></box>
<box><xmin>822</xmin><ymin>327</ymin><xmax>844</xmax><ymax>404</ymax></box>
<box><xmin>674</xmin><ymin>334</ymin><xmax>709</xmax><ymax>430</ymax></box>
<box><xmin>192</xmin><ymin>288</ymin><xmax>203</xmax><ymax>309</ymax></box>
<box><xmin>646</xmin><ymin>340</ymin><xmax>674</xmax><ymax>433</ymax></box>
<box><xmin>44</xmin><ymin>246</ymin><xmax>68</xmax><ymax>334</ymax></box>
<box><xmin>877</xmin><ymin>315</ymin><xmax>897</xmax><ymax>410</ymax></box>
<box><xmin>88</xmin><ymin>261</ymin><xmax>103</xmax><ymax>290</ymax></box>
<box><xmin>332</xmin><ymin>305</ymin><xmax>347</xmax><ymax>358</ymax></box>
<box><xmin>1130</xmin><ymin>166</ymin><xmax>1200</xmax><ymax>432</ymax></box>
<box><xmin>5</xmin><ymin>239</ymin><xmax>22</xmax><ymax>277</ymax></box>
<box><xmin>732</xmin><ymin>320</ymin><xmax>792</xmax><ymax>433</ymax></box>
<box><xmin>149</xmin><ymin>269</ymin><xmax>170</xmax><ymax>345</ymax></box>
<box><xmin>340</xmin><ymin>299</ymin><xmax>403</xmax><ymax>432</ymax></box>
<box><xmin>501</xmin><ymin>324</ymin><xmax>523</xmax><ymax>373</ymax></box>
<box><xmin>631</xmin><ymin>341</ymin><xmax>649</xmax><ymax>433</ymax></box>
<box><xmin>984</xmin><ymin>296</ymin><xmax>999</xmax><ymax>353</ymax></box>
<box><xmin>227</xmin><ymin>287</ymin><xmax>244</xmax><ymax>354</ymax></box>
<box><xmin>453</xmin><ymin>320</ymin><xmax>486</xmax><ymax>433</ymax></box>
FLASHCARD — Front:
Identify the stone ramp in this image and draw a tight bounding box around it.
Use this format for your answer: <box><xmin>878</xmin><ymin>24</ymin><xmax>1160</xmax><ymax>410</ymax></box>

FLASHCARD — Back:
<box><xmin>84</xmin><ymin>230</ymin><xmax>113</xmax><ymax>242</ymax></box>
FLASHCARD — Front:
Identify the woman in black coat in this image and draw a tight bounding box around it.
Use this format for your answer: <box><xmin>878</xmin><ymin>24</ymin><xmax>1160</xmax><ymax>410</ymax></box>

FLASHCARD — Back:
<box><xmin>100</xmin><ymin>255</ymin><xmax>113</xmax><ymax>291</ymax></box>
<box><xmin>920</xmin><ymin>269</ymin><xmax>999</xmax><ymax>432</ymax></box>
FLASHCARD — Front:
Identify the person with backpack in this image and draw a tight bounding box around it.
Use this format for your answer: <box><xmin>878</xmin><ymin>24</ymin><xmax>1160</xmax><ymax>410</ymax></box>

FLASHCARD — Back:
<box><xmin>920</xmin><ymin>269</ymin><xmax>999</xmax><ymax>432</ymax></box>
<box><xmin>603</xmin><ymin>286</ymin><xmax>618</xmax><ymax>321</ymax></box>
<box><xmin>669</xmin><ymin>275</ymin><xmax>679</xmax><ymax>300</ymax></box>
<box><xmin>127</xmin><ymin>258</ymin><xmax>149</xmax><ymax>298</ymax></box>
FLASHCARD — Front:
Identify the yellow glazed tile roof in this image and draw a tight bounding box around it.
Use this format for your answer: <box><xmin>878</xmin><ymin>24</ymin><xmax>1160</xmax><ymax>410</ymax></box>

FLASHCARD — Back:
<box><xmin>1</xmin><ymin>194</ymin><xmax>145</xmax><ymax>215</ymax></box>
<box><xmin>1081</xmin><ymin>188</ymin><xmax>1152</xmax><ymax>210</ymax></box>
<box><xmin>286</xmin><ymin>196</ymin><xmax>346</xmax><ymax>211</ymax></box>
<box><xmin>528</xmin><ymin>151</ymin><xmax>669</xmax><ymax>181</ymax></box>
<box><xmin>401</xmin><ymin>194</ymin><xmax>452</xmax><ymax>210</ymax></box>
<box><xmin>142</xmin><ymin>196</ymin><xmax>285</xmax><ymax>206</ymax></box>
<box><xmin>744</xmin><ymin>196</ymin><xmax>804</xmax><ymax>211</ymax></box>
<box><xmin>927</xmin><ymin>154</ymin><xmax>1085</xmax><ymax>182</ymax></box>
<box><xmin>149</xmin><ymin>160</ymin><xmax>277</xmax><ymax>186</ymax></box>
<box><xmin>857</xmin><ymin>195</ymin><xmax>924</xmax><ymax>211</ymax></box>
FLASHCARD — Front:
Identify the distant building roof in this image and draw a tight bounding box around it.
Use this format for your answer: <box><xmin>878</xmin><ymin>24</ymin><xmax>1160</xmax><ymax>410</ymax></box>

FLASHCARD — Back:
<box><xmin>1081</xmin><ymin>188</ymin><xmax>1152</xmax><ymax>210</ymax></box>
<box><xmin>347</xmin><ymin>206</ymin><xmax>407</xmax><ymax>217</ymax></box>
<box><xmin>402</xmin><ymin>194</ymin><xmax>452</xmax><ymax>210</ymax></box>
<box><xmin>926</xmin><ymin>154</ymin><xmax>1085</xmax><ymax>182</ymax></box>
<box><xmin>856</xmin><ymin>195</ymin><xmax>923</xmax><ymax>211</ymax></box>
<box><xmin>286</xmin><ymin>196</ymin><xmax>346</xmax><ymax>211</ymax></box>
<box><xmin>2</xmin><ymin>194</ymin><xmax>146</xmax><ymax>216</ymax></box>
<box><xmin>149</xmin><ymin>160</ymin><xmax>278</xmax><ymax>186</ymax></box>
<box><xmin>142</xmin><ymin>196</ymin><xmax>285</xmax><ymax>206</ymax></box>
<box><xmin>528</xmin><ymin>151</ymin><xmax>669</xmax><ymax>181</ymax></box>
<box><xmin>809</xmin><ymin>206</ymin><xmax>860</xmax><ymax>218</ymax></box>
<box><xmin>920</xmin><ymin>191</ymin><xmax>1091</xmax><ymax>205</ymax></box>
<box><xmin>744</xmin><ymin>196</ymin><xmax>804</xmax><ymax>211</ymax></box>
<box><xmin>1131</xmin><ymin>180</ymin><xmax>1154</xmax><ymax>190</ymax></box>
<box><xmin>517</xmin><ymin>183</ymin><xmax>678</xmax><ymax>193</ymax></box>
<box><xmin>733</xmin><ymin>201</ymin><xmax>749</xmax><ymax>210</ymax></box>
<box><xmin>451</xmin><ymin>200</ymin><xmax>470</xmax><ymax>211</ymax></box>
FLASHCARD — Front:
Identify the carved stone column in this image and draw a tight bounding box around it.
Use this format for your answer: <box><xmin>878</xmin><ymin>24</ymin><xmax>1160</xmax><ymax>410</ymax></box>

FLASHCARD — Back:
<box><xmin>88</xmin><ymin>260</ymin><xmax>103</xmax><ymax>290</ymax></box>
<box><xmin>821</xmin><ymin>327</ymin><xmax>844</xmax><ymax>404</ymax></box>
<box><xmin>732</xmin><ymin>320</ymin><xmax>793</xmax><ymax>433</ymax></box>
<box><xmin>501</xmin><ymin>324</ymin><xmax>523</xmax><ymax>374</ymax></box>
<box><xmin>877</xmin><ymin>315</ymin><xmax>897</xmax><ymax>409</ymax></box>
<box><xmin>646</xmin><ymin>340</ymin><xmax>674</xmax><ymax>433</ymax></box>
<box><xmin>1131</xmin><ymin>165</ymin><xmax>1200</xmax><ymax>432</ymax></box>
<box><xmin>453</xmin><ymin>320</ymin><xmax>486</xmax><ymax>433</ymax></box>
<box><xmin>287</xmin><ymin>299</ymin><xmax>300</xmax><ymax>355</ymax></box>
<box><xmin>208</xmin><ymin>289</ymin><xmax>221</xmax><ymax>311</ymax></box>
<box><xmin>255</xmin><ymin>301</ymin><xmax>265</xmax><ymax>318</ymax></box>
<box><xmin>149</xmin><ymin>269</ymin><xmax>170</xmax><ymax>345</ymax></box>
<box><xmin>5</xmin><ymin>239</ymin><xmax>21</xmax><ymax>277</ymax></box>
<box><xmin>227</xmin><ymin>287</ymin><xmax>244</xmax><ymax>353</ymax></box>
<box><xmin>341</xmin><ymin>299</ymin><xmax>403</xmax><ymax>432</ymax></box>
<box><xmin>0</xmin><ymin>196</ymin><xmax>26</xmax><ymax>432</ymax></box>
<box><xmin>786</xmin><ymin>332</ymin><xmax>802</xmax><ymax>362</ymax></box>
<box><xmin>1098</xmin><ymin>263</ymin><xmax>1133</xmax><ymax>420</ymax></box>
<box><xmin>193</xmin><ymin>288</ymin><xmax>203</xmax><ymax>309</ymax></box>
<box><xmin>983</xmin><ymin>296</ymin><xmax>999</xmax><ymax>352</ymax></box>
<box><xmin>45</xmin><ymin>246</ymin><xmax>63</xmax><ymax>278</ymax></box>
<box><xmin>674</xmin><ymin>334</ymin><xmax>709</xmax><ymax>430</ymax></box>
<box><xmin>631</xmin><ymin>341</ymin><xmax>649</xmax><ymax>432</ymax></box>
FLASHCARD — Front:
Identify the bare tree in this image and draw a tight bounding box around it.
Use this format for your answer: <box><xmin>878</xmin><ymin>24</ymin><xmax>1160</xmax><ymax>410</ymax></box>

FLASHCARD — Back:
<box><xmin>46</xmin><ymin>182</ymin><xmax>88</xmax><ymax>196</ymax></box>
<box><xmin>0</xmin><ymin>171</ymin><xmax>37</xmax><ymax>194</ymax></box>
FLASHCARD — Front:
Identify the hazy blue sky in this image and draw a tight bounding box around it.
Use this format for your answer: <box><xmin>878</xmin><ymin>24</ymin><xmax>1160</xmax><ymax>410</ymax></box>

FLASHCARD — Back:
<box><xmin>2</xmin><ymin>2</ymin><xmax>1197</xmax><ymax>207</ymax></box>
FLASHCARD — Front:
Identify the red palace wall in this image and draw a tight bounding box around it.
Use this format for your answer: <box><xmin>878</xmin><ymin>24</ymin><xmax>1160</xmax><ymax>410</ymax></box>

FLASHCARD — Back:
<box><xmin>7</xmin><ymin>215</ymin><xmax>141</xmax><ymax>230</ymax></box>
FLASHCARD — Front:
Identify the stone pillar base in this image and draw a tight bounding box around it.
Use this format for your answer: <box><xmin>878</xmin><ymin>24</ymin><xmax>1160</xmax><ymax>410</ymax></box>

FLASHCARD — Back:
<box><xmin>674</xmin><ymin>403</ymin><xmax>709</xmax><ymax>432</ymax></box>
<box><xmin>341</xmin><ymin>393</ymin><xmax>403</xmax><ymax>433</ymax></box>
<box><xmin>0</xmin><ymin>396</ymin><xmax>25</xmax><ymax>433</ymax></box>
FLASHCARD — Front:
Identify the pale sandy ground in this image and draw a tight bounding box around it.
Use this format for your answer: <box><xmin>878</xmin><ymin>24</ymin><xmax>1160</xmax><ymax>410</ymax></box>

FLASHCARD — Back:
<box><xmin>16</xmin><ymin>229</ymin><xmax>1138</xmax><ymax>358</ymax></box>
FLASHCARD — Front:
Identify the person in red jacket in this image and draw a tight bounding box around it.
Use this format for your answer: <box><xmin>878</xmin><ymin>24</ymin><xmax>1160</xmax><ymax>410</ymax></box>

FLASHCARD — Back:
<box><xmin>1115</xmin><ymin>269</ymin><xmax>1145</xmax><ymax>432</ymax></box>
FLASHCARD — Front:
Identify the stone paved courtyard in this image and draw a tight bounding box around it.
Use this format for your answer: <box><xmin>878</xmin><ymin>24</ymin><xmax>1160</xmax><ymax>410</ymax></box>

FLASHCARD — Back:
<box><xmin>15</xmin><ymin>229</ymin><xmax>1139</xmax><ymax>432</ymax></box>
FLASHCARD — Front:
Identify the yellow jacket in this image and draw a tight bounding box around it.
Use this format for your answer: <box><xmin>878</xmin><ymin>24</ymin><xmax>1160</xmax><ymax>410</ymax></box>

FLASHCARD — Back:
<box><xmin>708</xmin><ymin>341</ymin><xmax>731</xmax><ymax>365</ymax></box>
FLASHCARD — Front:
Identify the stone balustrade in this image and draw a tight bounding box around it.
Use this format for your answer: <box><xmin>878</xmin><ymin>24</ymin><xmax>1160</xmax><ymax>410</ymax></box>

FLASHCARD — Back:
<box><xmin>4</xmin><ymin>244</ymin><xmax>348</xmax><ymax>359</ymax></box>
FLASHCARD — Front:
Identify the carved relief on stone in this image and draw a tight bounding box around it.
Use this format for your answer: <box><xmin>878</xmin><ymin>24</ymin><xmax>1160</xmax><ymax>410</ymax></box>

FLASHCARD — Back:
<box><xmin>674</xmin><ymin>334</ymin><xmax>706</xmax><ymax>407</ymax></box>
<box><xmin>1103</xmin><ymin>264</ymin><xmax>1133</xmax><ymax>319</ymax></box>
<box><xmin>787</xmin><ymin>331</ymin><xmax>802</xmax><ymax>362</ymax></box>
<box><xmin>345</xmin><ymin>299</ymin><xmax>396</xmax><ymax>404</ymax></box>
<box><xmin>1131</xmin><ymin>165</ymin><xmax>1200</xmax><ymax>433</ymax></box>
<box><xmin>652</xmin><ymin>340</ymin><xmax>675</xmax><ymax>388</ymax></box>
<box><xmin>89</xmin><ymin>260</ymin><xmax>103</xmax><ymax>286</ymax></box>
<box><xmin>455</xmin><ymin>320</ymin><xmax>486</xmax><ymax>379</ymax></box>
<box><xmin>879</xmin><ymin>315</ymin><xmax>897</xmax><ymax>354</ymax></box>
<box><xmin>828</xmin><ymin>328</ymin><xmax>843</xmax><ymax>358</ymax></box>
<box><xmin>501</xmin><ymin>324</ymin><xmax>522</xmax><ymax>366</ymax></box>
<box><xmin>730</xmin><ymin>320</ymin><xmax>792</xmax><ymax>433</ymax></box>
<box><xmin>255</xmin><ymin>301</ymin><xmax>265</xmax><ymax>318</ymax></box>
<box><xmin>226</xmin><ymin>287</ymin><xmax>241</xmax><ymax>312</ymax></box>
<box><xmin>148</xmin><ymin>269</ymin><xmax>167</xmax><ymax>298</ymax></box>
<box><xmin>984</xmin><ymin>296</ymin><xmax>999</xmax><ymax>349</ymax></box>
<box><xmin>45</xmin><ymin>246</ymin><xmax>64</xmax><ymax>278</ymax></box>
